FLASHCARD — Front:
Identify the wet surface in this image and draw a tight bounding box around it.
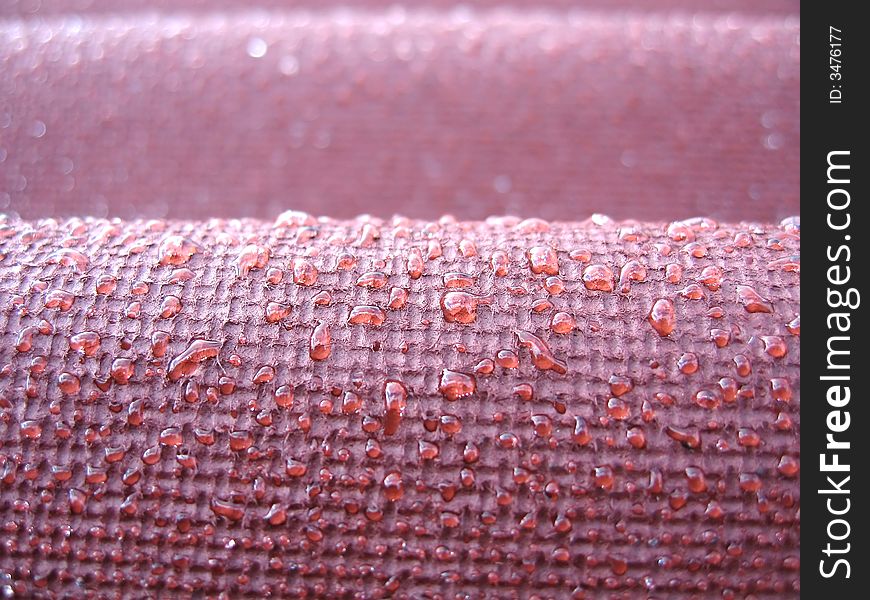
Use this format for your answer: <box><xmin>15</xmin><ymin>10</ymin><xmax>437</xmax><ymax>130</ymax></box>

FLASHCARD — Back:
<box><xmin>0</xmin><ymin>212</ymin><xmax>799</xmax><ymax>597</ymax></box>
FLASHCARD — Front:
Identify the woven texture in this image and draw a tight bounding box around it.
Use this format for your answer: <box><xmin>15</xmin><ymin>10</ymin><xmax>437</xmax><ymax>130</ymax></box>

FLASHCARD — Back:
<box><xmin>0</xmin><ymin>213</ymin><xmax>799</xmax><ymax>598</ymax></box>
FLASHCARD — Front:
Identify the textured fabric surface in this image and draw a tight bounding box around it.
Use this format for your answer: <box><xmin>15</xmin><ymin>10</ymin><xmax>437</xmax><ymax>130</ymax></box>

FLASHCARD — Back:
<box><xmin>1</xmin><ymin>3</ymin><xmax>799</xmax><ymax>222</ymax></box>
<box><xmin>0</xmin><ymin>213</ymin><xmax>800</xmax><ymax>597</ymax></box>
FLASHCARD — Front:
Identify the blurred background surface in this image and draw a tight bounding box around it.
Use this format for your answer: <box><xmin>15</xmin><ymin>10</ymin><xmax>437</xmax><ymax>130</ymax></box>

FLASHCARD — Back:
<box><xmin>1</xmin><ymin>1</ymin><xmax>799</xmax><ymax>222</ymax></box>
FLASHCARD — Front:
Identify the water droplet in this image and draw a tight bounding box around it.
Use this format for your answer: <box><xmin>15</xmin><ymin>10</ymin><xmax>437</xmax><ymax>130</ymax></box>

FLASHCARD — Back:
<box><xmin>70</xmin><ymin>331</ymin><xmax>100</xmax><ymax>356</ymax></box>
<box><xmin>110</xmin><ymin>358</ymin><xmax>134</xmax><ymax>384</ymax></box>
<box><xmin>131</xmin><ymin>281</ymin><xmax>150</xmax><ymax>295</ymax></box>
<box><xmin>44</xmin><ymin>289</ymin><xmax>75</xmax><ymax>311</ymax></box>
<box><xmin>388</xmin><ymin>287</ymin><xmax>409</xmax><ymax>310</ymax></box>
<box><xmin>407</xmin><ymin>248</ymin><xmax>424</xmax><ymax>279</ymax></box>
<box><xmin>608</xmin><ymin>375</ymin><xmax>633</xmax><ymax>397</ymax></box>
<box><xmin>356</xmin><ymin>271</ymin><xmax>388</xmax><ymax>289</ymax></box>
<box><xmin>738</xmin><ymin>472</ymin><xmax>762</xmax><ymax>492</ymax></box>
<box><xmin>167</xmin><ymin>339</ymin><xmax>221</xmax><ymax>381</ymax></box>
<box><xmin>440</xmin><ymin>291</ymin><xmax>492</xmax><ymax>324</ymax></box>
<box><xmin>647</xmin><ymin>299</ymin><xmax>676</xmax><ymax>336</ymax></box>
<box><xmin>682</xmin><ymin>242</ymin><xmax>707</xmax><ymax>258</ymax></box>
<box><xmin>710</xmin><ymin>328</ymin><xmax>731</xmax><ymax>348</ymax></box>
<box><xmin>497</xmin><ymin>432</ymin><xmax>519</xmax><ymax>449</ymax></box>
<box><xmin>275</xmin><ymin>210</ymin><xmax>316</xmax><ymax>228</ymax></box>
<box><xmin>769</xmin><ymin>377</ymin><xmax>792</xmax><ymax>402</ymax></box>
<box><xmin>678</xmin><ymin>283</ymin><xmax>705</xmax><ymax>300</ymax></box>
<box><xmin>726</xmin><ymin>231</ymin><xmax>753</xmax><ymax>251</ymax></box>
<box><xmin>383</xmin><ymin>471</ymin><xmax>404</xmax><ymax>501</ymax></box>
<box><xmin>706</xmin><ymin>306</ymin><xmax>725</xmax><ymax>318</ymax></box>
<box><xmin>265</xmin><ymin>302</ymin><xmax>291</xmax><ymax>323</ymax></box>
<box><xmin>733</xmin><ymin>354</ymin><xmax>752</xmax><ymax>377</ymax></box>
<box><xmin>573</xmin><ymin>416</ymin><xmax>591</xmax><ymax>445</ymax></box>
<box><xmin>263</xmin><ymin>503</ymin><xmax>287</xmax><ymax>526</ymax></box>
<box><xmin>685</xmin><ymin>466</ymin><xmax>707</xmax><ymax>492</ymax></box>
<box><xmin>20</xmin><ymin>420</ymin><xmax>42</xmax><ymax>440</ymax></box>
<box><xmin>490</xmin><ymin>251</ymin><xmax>509</xmax><ymax>276</ymax></box>
<box><xmin>229</xmin><ymin>430</ymin><xmax>253</xmax><ymax>451</ymax></box>
<box><xmin>528</xmin><ymin>246</ymin><xmax>559</xmax><ymax>275</ymax></box>
<box><xmin>383</xmin><ymin>380</ymin><xmax>407</xmax><ymax>436</ymax></box>
<box><xmin>527</xmin><ymin>414</ymin><xmax>551</xmax><ymax>437</ymax></box>
<box><xmin>151</xmin><ymin>331</ymin><xmax>170</xmax><ymax>358</ymax></box>
<box><xmin>495</xmin><ymin>349</ymin><xmax>520</xmax><ymax>369</ymax></box>
<box><xmin>593</xmin><ymin>465</ymin><xmax>614</xmax><ymax>490</ymax></box>
<box><xmin>458</xmin><ymin>239</ymin><xmax>477</xmax><ymax>257</ymax></box>
<box><xmin>158</xmin><ymin>235</ymin><xmax>198</xmax><ymax>266</ymax></box>
<box><xmin>266</xmin><ymin>267</ymin><xmax>284</xmax><ymax>285</ymax></box>
<box><xmin>347</xmin><ymin>305</ymin><xmax>386</xmax><ymax>326</ymax></box>
<box><xmin>218</xmin><ymin>375</ymin><xmax>236</xmax><ymax>395</ymax></box>
<box><xmin>777</xmin><ymin>455</ymin><xmax>799</xmax><ymax>477</ymax></box>
<box><xmin>438</xmin><ymin>414</ymin><xmax>462</xmax><ymax>435</ymax></box>
<box><xmin>365</xmin><ymin>438</ymin><xmax>383</xmax><ymax>458</ymax></box>
<box><xmin>515</xmin><ymin>330</ymin><xmax>567</xmax><ymax>374</ymax></box>
<box><xmin>462</xmin><ymin>441</ymin><xmax>481</xmax><ymax>464</ymax></box>
<box><xmin>581</xmin><ymin>264</ymin><xmax>614</xmax><ymax>292</ymax></box>
<box><xmin>606</xmin><ymin>397</ymin><xmax>630</xmax><ymax>420</ymax></box>
<box><xmin>211</xmin><ymin>498</ymin><xmax>244</xmax><ymax>522</ymax></box>
<box><xmin>736</xmin><ymin>285</ymin><xmax>773</xmax><ymax>313</ymax></box>
<box><xmin>235</xmin><ymin>244</ymin><xmax>271</xmax><ymax>278</ymax></box>
<box><xmin>288</xmin><ymin>257</ymin><xmax>317</xmax><ymax>286</ymax></box>
<box><xmin>336</xmin><ymin>253</ymin><xmax>357</xmax><ymax>271</ymax></box>
<box><xmin>16</xmin><ymin>326</ymin><xmax>38</xmax><ymax>352</ymax></box>
<box><xmin>512</xmin><ymin>382</ymin><xmax>534</xmax><ymax>401</ymax></box>
<box><xmin>253</xmin><ymin>366</ymin><xmax>275</xmax><ymax>384</ymax></box>
<box><xmin>443</xmin><ymin>272</ymin><xmax>476</xmax><ymax>288</ymax></box>
<box><xmin>618</xmin><ymin>260</ymin><xmax>647</xmax><ymax>293</ymax></box>
<box><xmin>761</xmin><ymin>336</ymin><xmax>787</xmax><ymax>358</ymax></box>
<box><xmin>665</xmin><ymin>425</ymin><xmax>701</xmax><ymax>449</ymax></box>
<box><xmin>514</xmin><ymin>218</ymin><xmax>550</xmax><ymax>234</ymax></box>
<box><xmin>531</xmin><ymin>299</ymin><xmax>553</xmax><ymax>313</ymax></box>
<box><xmin>626</xmin><ymin>426</ymin><xmax>646</xmax><ymax>448</ymax></box>
<box><xmin>68</xmin><ymin>489</ymin><xmax>87</xmax><ymax>514</ymax></box>
<box><xmin>308</xmin><ymin>290</ymin><xmax>330</xmax><ymax>306</ymax></box>
<box><xmin>285</xmin><ymin>458</ymin><xmax>307</xmax><ymax>477</ymax></box>
<box><xmin>692</xmin><ymin>389</ymin><xmax>721</xmax><ymax>410</ymax></box>
<box><xmin>46</xmin><ymin>249</ymin><xmax>88</xmax><ymax>272</ymax></box>
<box><xmin>667</xmin><ymin>221</ymin><xmax>695</xmax><ymax>242</ymax></box>
<box><xmin>159</xmin><ymin>427</ymin><xmax>183</xmax><ymax>446</ymax></box>
<box><xmin>184</xmin><ymin>380</ymin><xmax>200</xmax><ymax>403</ymax></box>
<box><xmin>473</xmin><ymin>358</ymin><xmax>495</xmax><ymax>375</ymax></box>
<box><xmin>767</xmin><ymin>255</ymin><xmax>800</xmax><ymax>273</ymax></box>
<box><xmin>193</xmin><ymin>428</ymin><xmax>215</xmax><ymax>446</ymax></box>
<box><xmin>786</xmin><ymin>315</ymin><xmax>800</xmax><ymax>335</ymax></box>
<box><xmin>438</xmin><ymin>370</ymin><xmax>476</xmax><ymax>400</ymax></box>
<box><xmin>665</xmin><ymin>264</ymin><xmax>683</xmax><ymax>284</ymax></box>
<box><xmin>168</xmin><ymin>268</ymin><xmax>194</xmax><ymax>284</ymax></box>
<box><xmin>309</xmin><ymin>323</ymin><xmax>331</xmax><ymax>361</ymax></box>
<box><xmin>549</xmin><ymin>312</ymin><xmax>575</xmax><ymax>334</ymax></box>
<box><xmin>418</xmin><ymin>440</ymin><xmax>439</xmax><ymax>460</ymax></box>
<box><xmin>677</xmin><ymin>353</ymin><xmax>699</xmax><ymax>374</ymax></box>
<box><xmin>95</xmin><ymin>275</ymin><xmax>117</xmax><ymax>295</ymax></box>
<box><xmin>427</xmin><ymin>239</ymin><xmax>443</xmax><ymax>260</ymax></box>
<box><xmin>274</xmin><ymin>385</ymin><xmax>294</xmax><ymax>408</ymax></box>
<box><xmin>160</xmin><ymin>295</ymin><xmax>182</xmax><ymax>318</ymax></box>
<box><xmin>737</xmin><ymin>428</ymin><xmax>761</xmax><ymax>448</ymax></box>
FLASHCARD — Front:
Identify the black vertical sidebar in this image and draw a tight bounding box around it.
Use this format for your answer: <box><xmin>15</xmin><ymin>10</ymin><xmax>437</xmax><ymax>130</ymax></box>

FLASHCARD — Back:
<box><xmin>802</xmin><ymin>3</ymin><xmax>866</xmax><ymax>598</ymax></box>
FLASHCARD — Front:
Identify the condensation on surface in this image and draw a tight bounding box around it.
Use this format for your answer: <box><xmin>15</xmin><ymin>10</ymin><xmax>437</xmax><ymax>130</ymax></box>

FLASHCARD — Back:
<box><xmin>0</xmin><ymin>211</ymin><xmax>800</xmax><ymax>597</ymax></box>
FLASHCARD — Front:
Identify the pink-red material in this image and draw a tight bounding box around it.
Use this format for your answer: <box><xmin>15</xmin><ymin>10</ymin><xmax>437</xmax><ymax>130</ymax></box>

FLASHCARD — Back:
<box><xmin>1</xmin><ymin>2</ymin><xmax>799</xmax><ymax>222</ymax></box>
<box><xmin>0</xmin><ymin>213</ymin><xmax>800</xmax><ymax>597</ymax></box>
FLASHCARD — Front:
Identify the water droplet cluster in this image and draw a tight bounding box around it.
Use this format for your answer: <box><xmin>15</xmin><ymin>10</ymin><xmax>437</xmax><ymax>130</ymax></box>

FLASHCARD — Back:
<box><xmin>0</xmin><ymin>212</ymin><xmax>799</xmax><ymax>596</ymax></box>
